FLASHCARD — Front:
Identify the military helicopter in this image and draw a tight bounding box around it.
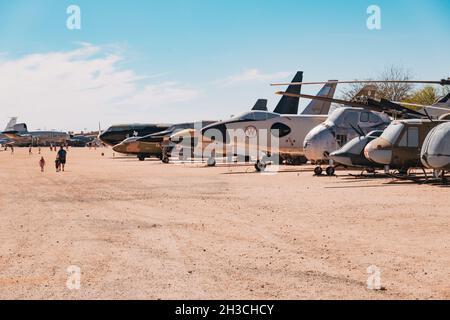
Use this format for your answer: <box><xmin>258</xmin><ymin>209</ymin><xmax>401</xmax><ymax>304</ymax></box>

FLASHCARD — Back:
<box><xmin>272</xmin><ymin>77</ymin><xmax>450</xmax><ymax>175</ymax></box>
<box><xmin>364</xmin><ymin>115</ymin><xmax>450</xmax><ymax>175</ymax></box>
<box><xmin>420</xmin><ymin>122</ymin><xmax>450</xmax><ymax>182</ymax></box>
<box><xmin>328</xmin><ymin>130</ymin><xmax>384</xmax><ymax>174</ymax></box>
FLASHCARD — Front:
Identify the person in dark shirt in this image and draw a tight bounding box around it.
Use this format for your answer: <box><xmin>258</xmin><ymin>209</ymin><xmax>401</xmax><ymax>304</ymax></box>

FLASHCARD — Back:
<box><xmin>57</xmin><ymin>146</ymin><xmax>68</xmax><ymax>172</ymax></box>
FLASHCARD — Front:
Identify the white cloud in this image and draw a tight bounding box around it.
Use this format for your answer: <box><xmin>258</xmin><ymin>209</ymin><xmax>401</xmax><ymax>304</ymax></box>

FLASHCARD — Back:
<box><xmin>216</xmin><ymin>69</ymin><xmax>292</xmax><ymax>87</ymax></box>
<box><xmin>0</xmin><ymin>44</ymin><xmax>200</xmax><ymax>131</ymax></box>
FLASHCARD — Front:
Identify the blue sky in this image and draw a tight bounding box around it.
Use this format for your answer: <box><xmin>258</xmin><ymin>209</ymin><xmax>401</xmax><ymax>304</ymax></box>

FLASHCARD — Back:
<box><xmin>0</xmin><ymin>0</ymin><xmax>449</xmax><ymax>131</ymax></box>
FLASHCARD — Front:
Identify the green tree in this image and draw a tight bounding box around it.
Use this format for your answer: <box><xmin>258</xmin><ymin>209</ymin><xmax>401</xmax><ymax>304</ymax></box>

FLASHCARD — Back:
<box><xmin>404</xmin><ymin>86</ymin><xmax>440</xmax><ymax>106</ymax></box>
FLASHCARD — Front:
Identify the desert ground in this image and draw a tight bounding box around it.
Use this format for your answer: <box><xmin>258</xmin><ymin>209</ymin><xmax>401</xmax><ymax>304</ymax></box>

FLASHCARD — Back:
<box><xmin>0</xmin><ymin>147</ymin><xmax>449</xmax><ymax>300</ymax></box>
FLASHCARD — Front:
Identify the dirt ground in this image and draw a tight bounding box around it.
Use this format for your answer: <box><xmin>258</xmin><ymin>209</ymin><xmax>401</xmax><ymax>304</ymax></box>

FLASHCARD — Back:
<box><xmin>0</xmin><ymin>147</ymin><xmax>449</xmax><ymax>300</ymax></box>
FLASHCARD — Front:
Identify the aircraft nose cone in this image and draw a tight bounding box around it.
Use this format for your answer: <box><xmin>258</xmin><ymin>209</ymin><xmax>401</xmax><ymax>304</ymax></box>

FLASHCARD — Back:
<box><xmin>421</xmin><ymin>154</ymin><xmax>450</xmax><ymax>169</ymax></box>
<box><xmin>304</xmin><ymin>128</ymin><xmax>335</xmax><ymax>162</ymax></box>
<box><xmin>329</xmin><ymin>151</ymin><xmax>353</xmax><ymax>167</ymax></box>
<box><xmin>112</xmin><ymin>143</ymin><xmax>126</xmax><ymax>153</ymax></box>
<box><xmin>364</xmin><ymin>141</ymin><xmax>392</xmax><ymax>165</ymax></box>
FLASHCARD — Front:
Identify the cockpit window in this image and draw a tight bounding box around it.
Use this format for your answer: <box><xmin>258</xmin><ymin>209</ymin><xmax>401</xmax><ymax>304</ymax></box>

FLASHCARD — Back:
<box><xmin>360</xmin><ymin>112</ymin><xmax>370</xmax><ymax>122</ymax></box>
<box><xmin>326</xmin><ymin>108</ymin><xmax>359</xmax><ymax>127</ymax></box>
<box><xmin>343</xmin><ymin>111</ymin><xmax>359</xmax><ymax>127</ymax></box>
<box><xmin>380</xmin><ymin>123</ymin><xmax>405</xmax><ymax>144</ymax></box>
<box><xmin>367</xmin><ymin>131</ymin><xmax>383</xmax><ymax>138</ymax></box>
<box><xmin>325</xmin><ymin>108</ymin><xmax>346</xmax><ymax>125</ymax></box>
<box><xmin>230</xmin><ymin>111</ymin><xmax>278</xmax><ymax>122</ymax></box>
<box><xmin>369</xmin><ymin>113</ymin><xmax>380</xmax><ymax>123</ymax></box>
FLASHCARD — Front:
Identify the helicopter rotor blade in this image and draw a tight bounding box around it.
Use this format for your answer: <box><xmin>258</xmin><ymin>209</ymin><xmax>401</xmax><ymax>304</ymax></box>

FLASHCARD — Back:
<box><xmin>271</xmin><ymin>78</ymin><xmax>450</xmax><ymax>87</ymax></box>
<box><xmin>275</xmin><ymin>91</ymin><xmax>427</xmax><ymax>118</ymax></box>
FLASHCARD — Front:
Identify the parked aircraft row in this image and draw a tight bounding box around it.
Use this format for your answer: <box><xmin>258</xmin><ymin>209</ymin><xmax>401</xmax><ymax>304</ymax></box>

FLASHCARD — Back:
<box><xmin>3</xmin><ymin>72</ymin><xmax>449</xmax><ymax>183</ymax></box>
<box><xmin>0</xmin><ymin>119</ymin><xmax>100</xmax><ymax>148</ymax></box>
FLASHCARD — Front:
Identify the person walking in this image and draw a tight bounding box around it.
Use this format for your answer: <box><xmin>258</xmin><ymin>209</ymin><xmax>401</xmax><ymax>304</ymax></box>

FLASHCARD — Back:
<box><xmin>57</xmin><ymin>146</ymin><xmax>67</xmax><ymax>172</ymax></box>
<box><xmin>39</xmin><ymin>157</ymin><xmax>46</xmax><ymax>172</ymax></box>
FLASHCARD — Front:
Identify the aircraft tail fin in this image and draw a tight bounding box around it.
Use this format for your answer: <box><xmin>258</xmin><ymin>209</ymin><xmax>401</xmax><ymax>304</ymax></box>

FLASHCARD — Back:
<box><xmin>301</xmin><ymin>81</ymin><xmax>337</xmax><ymax>115</ymax></box>
<box><xmin>273</xmin><ymin>71</ymin><xmax>303</xmax><ymax>114</ymax></box>
<box><xmin>12</xmin><ymin>123</ymin><xmax>28</xmax><ymax>133</ymax></box>
<box><xmin>251</xmin><ymin>99</ymin><xmax>268</xmax><ymax>111</ymax></box>
<box><xmin>4</xmin><ymin>117</ymin><xmax>17</xmax><ymax>131</ymax></box>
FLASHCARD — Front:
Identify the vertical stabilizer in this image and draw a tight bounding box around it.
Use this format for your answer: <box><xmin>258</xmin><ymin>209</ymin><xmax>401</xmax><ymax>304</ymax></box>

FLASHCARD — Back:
<box><xmin>301</xmin><ymin>81</ymin><xmax>338</xmax><ymax>115</ymax></box>
<box><xmin>251</xmin><ymin>99</ymin><xmax>268</xmax><ymax>111</ymax></box>
<box><xmin>273</xmin><ymin>71</ymin><xmax>303</xmax><ymax>114</ymax></box>
<box><xmin>4</xmin><ymin>117</ymin><xmax>18</xmax><ymax>131</ymax></box>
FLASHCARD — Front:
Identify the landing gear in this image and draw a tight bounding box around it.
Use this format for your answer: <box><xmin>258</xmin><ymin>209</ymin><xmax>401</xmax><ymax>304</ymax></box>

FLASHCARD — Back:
<box><xmin>207</xmin><ymin>157</ymin><xmax>216</xmax><ymax>167</ymax></box>
<box><xmin>315</xmin><ymin>160</ymin><xmax>335</xmax><ymax>176</ymax></box>
<box><xmin>255</xmin><ymin>160</ymin><xmax>267</xmax><ymax>172</ymax></box>
<box><xmin>325</xmin><ymin>166</ymin><xmax>335</xmax><ymax>176</ymax></box>
<box><xmin>162</xmin><ymin>156</ymin><xmax>170</xmax><ymax>164</ymax></box>
<box><xmin>314</xmin><ymin>166</ymin><xmax>323</xmax><ymax>176</ymax></box>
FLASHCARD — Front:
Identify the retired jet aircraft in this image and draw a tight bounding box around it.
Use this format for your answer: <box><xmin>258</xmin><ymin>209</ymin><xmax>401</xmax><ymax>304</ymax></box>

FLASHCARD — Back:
<box><xmin>201</xmin><ymin>72</ymin><xmax>338</xmax><ymax>169</ymax></box>
<box><xmin>99</xmin><ymin>123</ymin><xmax>171</xmax><ymax>146</ymax></box>
<box><xmin>2</xmin><ymin>122</ymin><xmax>70</xmax><ymax>147</ymax></box>
<box><xmin>113</xmin><ymin>121</ymin><xmax>216</xmax><ymax>161</ymax></box>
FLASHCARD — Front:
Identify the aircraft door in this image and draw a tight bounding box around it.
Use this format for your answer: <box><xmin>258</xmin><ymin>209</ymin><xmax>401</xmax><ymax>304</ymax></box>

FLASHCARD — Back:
<box><xmin>393</xmin><ymin>126</ymin><xmax>421</xmax><ymax>168</ymax></box>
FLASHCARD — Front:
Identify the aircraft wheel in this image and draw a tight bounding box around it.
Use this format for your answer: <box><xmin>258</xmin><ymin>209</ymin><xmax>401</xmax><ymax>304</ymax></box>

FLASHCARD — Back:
<box><xmin>314</xmin><ymin>166</ymin><xmax>323</xmax><ymax>176</ymax></box>
<box><xmin>326</xmin><ymin>166</ymin><xmax>335</xmax><ymax>176</ymax></box>
<box><xmin>255</xmin><ymin>160</ymin><xmax>267</xmax><ymax>172</ymax></box>
<box><xmin>207</xmin><ymin>157</ymin><xmax>216</xmax><ymax>167</ymax></box>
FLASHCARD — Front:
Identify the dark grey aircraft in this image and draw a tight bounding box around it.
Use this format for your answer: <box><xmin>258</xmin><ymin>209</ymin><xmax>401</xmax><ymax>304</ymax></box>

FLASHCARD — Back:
<box><xmin>329</xmin><ymin>130</ymin><xmax>384</xmax><ymax>172</ymax></box>
<box><xmin>99</xmin><ymin>123</ymin><xmax>171</xmax><ymax>146</ymax></box>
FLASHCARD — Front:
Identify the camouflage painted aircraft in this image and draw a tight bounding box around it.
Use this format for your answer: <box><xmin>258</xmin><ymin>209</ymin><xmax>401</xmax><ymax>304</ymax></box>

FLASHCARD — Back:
<box><xmin>113</xmin><ymin>121</ymin><xmax>216</xmax><ymax>161</ymax></box>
